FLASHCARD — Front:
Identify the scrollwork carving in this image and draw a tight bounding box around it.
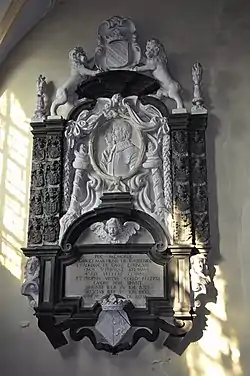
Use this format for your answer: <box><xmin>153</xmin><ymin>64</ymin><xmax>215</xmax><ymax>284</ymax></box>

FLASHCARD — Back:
<box><xmin>61</xmin><ymin>95</ymin><xmax>172</xmax><ymax>242</ymax></box>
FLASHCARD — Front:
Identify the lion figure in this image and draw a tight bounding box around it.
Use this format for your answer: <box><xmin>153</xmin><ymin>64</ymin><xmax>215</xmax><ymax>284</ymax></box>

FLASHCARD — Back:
<box><xmin>50</xmin><ymin>47</ymin><xmax>99</xmax><ymax>116</ymax></box>
<box><xmin>134</xmin><ymin>39</ymin><xmax>184</xmax><ymax>109</ymax></box>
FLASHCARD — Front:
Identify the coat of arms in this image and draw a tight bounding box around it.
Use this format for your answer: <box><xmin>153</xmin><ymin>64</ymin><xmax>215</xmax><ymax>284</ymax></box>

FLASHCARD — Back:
<box><xmin>95</xmin><ymin>16</ymin><xmax>141</xmax><ymax>71</ymax></box>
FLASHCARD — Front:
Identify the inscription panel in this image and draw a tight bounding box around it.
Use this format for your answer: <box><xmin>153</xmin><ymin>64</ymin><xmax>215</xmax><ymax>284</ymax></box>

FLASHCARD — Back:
<box><xmin>65</xmin><ymin>253</ymin><xmax>164</xmax><ymax>308</ymax></box>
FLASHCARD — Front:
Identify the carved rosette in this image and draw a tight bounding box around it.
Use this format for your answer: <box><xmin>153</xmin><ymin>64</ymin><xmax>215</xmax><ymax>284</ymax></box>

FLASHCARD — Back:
<box><xmin>171</xmin><ymin>131</ymin><xmax>192</xmax><ymax>244</ymax></box>
<box><xmin>190</xmin><ymin>130</ymin><xmax>210</xmax><ymax>247</ymax></box>
<box><xmin>28</xmin><ymin>133</ymin><xmax>62</xmax><ymax>246</ymax></box>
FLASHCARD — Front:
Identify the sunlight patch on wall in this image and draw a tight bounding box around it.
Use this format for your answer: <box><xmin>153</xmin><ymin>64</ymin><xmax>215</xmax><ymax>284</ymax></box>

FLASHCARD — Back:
<box><xmin>186</xmin><ymin>266</ymin><xmax>242</xmax><ymax>376</ymax></box>
<box><xmin>0</xmin><ymin>90</ymin><xmax>32</xmax><ymax>280</ymax></box>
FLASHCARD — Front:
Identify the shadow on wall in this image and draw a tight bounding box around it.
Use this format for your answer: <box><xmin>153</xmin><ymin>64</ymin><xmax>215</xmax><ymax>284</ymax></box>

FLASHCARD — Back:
<box><xmin>0</xmin><ymin>89</ymin><xmax>32</xmax><ymax>280</ymax></box>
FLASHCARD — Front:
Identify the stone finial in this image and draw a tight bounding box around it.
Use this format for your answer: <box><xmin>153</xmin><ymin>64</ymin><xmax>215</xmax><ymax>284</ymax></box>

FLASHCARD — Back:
<box><xmin>32</xmin><ymin>74</ymin><xmax>48</xmax><ymax>121</ymax></box>
<box><xmin>191</xmin><ymin>62</ymin><xmax>207</xmax><ymax>114</ymax></box>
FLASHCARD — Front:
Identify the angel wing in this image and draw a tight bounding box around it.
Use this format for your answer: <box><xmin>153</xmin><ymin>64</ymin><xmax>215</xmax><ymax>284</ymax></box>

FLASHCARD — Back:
<box><xmin>119</xmin><ymin>222</ymin><xmax>140</xmax><ymax>243</ymax></box>
<box><xmin>90</xmin><ymin>222</ymin><xmax>108</xmax><ymax>241</ymax></box>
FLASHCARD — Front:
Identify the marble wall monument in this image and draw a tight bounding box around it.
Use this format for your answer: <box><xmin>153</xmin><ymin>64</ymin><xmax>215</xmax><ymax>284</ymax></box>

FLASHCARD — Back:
<box><xmin>21</xmin><ymin>16</ymin><xmax>211</xmax><ymax>354</ymax></box>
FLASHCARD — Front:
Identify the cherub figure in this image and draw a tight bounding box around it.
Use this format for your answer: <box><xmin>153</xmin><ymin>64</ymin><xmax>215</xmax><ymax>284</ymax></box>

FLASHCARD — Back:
<box><xmin>134</xmin><ymin>39</ymin><xmax>184</xmax><ymax>109</ymax></box>
<box><xmin>50</xmin><ymin>47</ymin><xmax>99</xmax><ymax>116</ymax></box>
<box><xmin>190</xmin><ymin>253</ymin><xmax>211</xmax><ymax>294</ymax></box>
<box><xmin>90</xmin><ymin>217</ymin><xmax>140</xmax><ymax>244</ymax></box>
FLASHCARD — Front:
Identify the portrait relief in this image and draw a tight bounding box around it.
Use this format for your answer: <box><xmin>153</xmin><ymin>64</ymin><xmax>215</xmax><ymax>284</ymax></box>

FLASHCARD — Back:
<box><xmin>92</xmin><ymin>118</ymin><xmax>141</xmax><ymax>179</ymax></box>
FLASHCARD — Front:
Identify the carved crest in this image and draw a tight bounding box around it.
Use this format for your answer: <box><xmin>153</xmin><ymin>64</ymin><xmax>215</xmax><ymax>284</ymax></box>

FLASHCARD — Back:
<box><xmin>95</xmin><ymin>16</ymin><xmax>141</xmax><ymax>71</ymax></box>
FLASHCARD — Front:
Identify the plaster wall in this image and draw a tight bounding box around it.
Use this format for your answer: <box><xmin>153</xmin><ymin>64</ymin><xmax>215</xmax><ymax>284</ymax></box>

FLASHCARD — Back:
<box><xmin>0</xmin><ymin>0</ymin><xmax>250</xmax><ymax>375</ymax></box>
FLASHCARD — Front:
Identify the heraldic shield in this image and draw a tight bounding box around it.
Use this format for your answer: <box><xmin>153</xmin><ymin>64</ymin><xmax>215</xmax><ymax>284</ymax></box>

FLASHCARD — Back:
<box><xmin>95</xmin><ymin>16</ymin><xmax>141</xmax><ymax>71</ymax></box>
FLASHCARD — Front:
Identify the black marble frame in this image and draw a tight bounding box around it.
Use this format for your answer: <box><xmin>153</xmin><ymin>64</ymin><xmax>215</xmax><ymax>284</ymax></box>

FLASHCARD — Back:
<box><xmin>21</xmin><ymin>71</ymin><xmax>209</xmax><ymax>354</ymax></box>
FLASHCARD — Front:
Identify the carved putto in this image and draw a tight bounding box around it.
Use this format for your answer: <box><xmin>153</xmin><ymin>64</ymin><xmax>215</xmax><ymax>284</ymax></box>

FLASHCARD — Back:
<box><xmin>50</xmin><ymin>47</ymin><xmax>99</xmax><ymax>116</ymax></box>
<box><xmin>190</xmin><ymin>253</ymin><xmax>211</xmax><ymax>307</ymax></box>
<box><xmin>90</xmin><ymin>218</ymin><xmax>140</xmax><ymax>244</ymax></box>
<box><xmin>134</xmin><ymin>39</ymin><xmax>185</xmax><ymax>111</ymax></box>
<box><xmin>95</xmin><ymin>16</ymin><xmax>141</xmax><ymax>71</ymax></box>
<box><xmin>21</xmin><ymin>256</ymin><xmax>40</xmax><ymax>307</ymax></box>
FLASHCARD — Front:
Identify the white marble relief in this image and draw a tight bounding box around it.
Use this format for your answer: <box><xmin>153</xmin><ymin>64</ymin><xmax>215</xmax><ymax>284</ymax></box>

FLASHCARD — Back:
<box><xmin>59</xmin><ymin>94</ymin><xmax>172</xmax><ymax>245</ymax></box>
<box><xmin>90</xmin><ymin>218</ymin><xmax>140</xmax><ymax>244</ymax></box>
<box><xmin>95</xmin><ymin>294</ymin><xmax>131</xmax><ymax>346</ymax></box>
<box><xmin>50</xmin><ymin>47</ymin><xmax>99</xmax><ymax>116</ymax></box>
<box><xmin>21</xmin><ymin>256</ymin><xmax>40</xmax><ymax>308</ymax></box>
<box><xmin>100</xmin><ymin>119</ymin><xmax>139</xmax><ymax>177</ymax></box>
<box><xmin>133</xmin><ymin>39</ymin><xmax>186</xmax><ymax>112</ymax></box>
<box><xmin>190</xmin><ymin>253</ymin><xmax>211</xmax><ymax>308</ymax></box>
<box><xmin>95</xmin><ymin>16</ymin><xmax>141</xmax><ymax>71</ymax></box>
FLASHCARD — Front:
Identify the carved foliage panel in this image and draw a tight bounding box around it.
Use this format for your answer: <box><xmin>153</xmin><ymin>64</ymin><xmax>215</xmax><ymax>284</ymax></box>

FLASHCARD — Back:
<box><xmin>28</xmin><ymin>135</ymin><xmax>62</xmax><ymax>246</ymax></box>
<box><xmin>190</xmin><ymin>130</ymin><xmax>210</xmax><ymax>247</ymax></box>
<box><xmin>171</xmin><ymin>130</ymin><xmax>193</xmax><ymax>245</ymax></box>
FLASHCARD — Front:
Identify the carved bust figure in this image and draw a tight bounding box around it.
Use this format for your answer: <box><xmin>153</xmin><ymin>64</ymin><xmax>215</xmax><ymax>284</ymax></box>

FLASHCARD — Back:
<box><xmin>100</xmin><ymin>119</ymin><xmax>139</xmax><ymax>177</ymax></box>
